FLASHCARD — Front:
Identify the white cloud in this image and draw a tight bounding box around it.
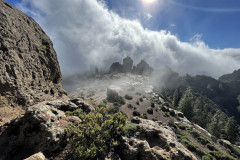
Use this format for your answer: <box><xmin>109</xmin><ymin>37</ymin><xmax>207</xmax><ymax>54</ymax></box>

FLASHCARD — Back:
<box><xmin>17</xmin><ymin>0</ymin><xmax>240</xmax><ymax>78</ymax></box>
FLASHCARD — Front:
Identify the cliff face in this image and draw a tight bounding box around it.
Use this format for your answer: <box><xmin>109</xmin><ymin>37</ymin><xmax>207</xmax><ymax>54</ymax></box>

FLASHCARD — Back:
<box><xmin>0</xmin><ymin>0</ymin><xmax>65</xmax><ymax>108</ymax></box>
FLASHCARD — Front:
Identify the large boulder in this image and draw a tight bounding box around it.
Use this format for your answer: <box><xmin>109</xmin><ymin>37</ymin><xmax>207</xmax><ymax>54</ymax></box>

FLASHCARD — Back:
<box><xmin>0</xmin><ymin>101</ymin><xmax>81</xmax><ymax>160</ymax></box>
<box><xmin>0</xmin><ymin>0</ymin><xmax>66</xmax><ymax>109</ymax></box>
<box><xmin>109</xmin><ymin>62</ymin><xmax>123</xmax><ymax>73</ymax></box>
<box><xmin>123</xmin><ymin>56</ymin><xmax>133</xmax><ymax>73</ymax></box>
<box><xmin>119</xmin><ymin>118</ymin><xmax>197</xmax><ymax>160</ymax></box>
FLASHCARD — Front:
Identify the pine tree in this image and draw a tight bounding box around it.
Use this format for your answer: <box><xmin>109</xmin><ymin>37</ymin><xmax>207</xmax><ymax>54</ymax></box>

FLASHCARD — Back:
<box><xmin>172</xmin><ymin>89</ymin><xmax>179</xmax><ymax>108</ymax></box>
<box><xmin>208</xmin><ymin>112</ymin><xmax>221</xmax><ymax>138</ymax></box>
<box><xmin>178</xmin><ymin>88</ymin><xmax>194</xmax><ymax>121</ymax></box>
<box><xmin>225</xmin><ymin>117</ymin><xmax>238</xmax><ymax>143</ymax></box>
<box><xmin>193</xmin><ymin>97</ymin><xmax>207</xmax><ymax>127</ymax></box>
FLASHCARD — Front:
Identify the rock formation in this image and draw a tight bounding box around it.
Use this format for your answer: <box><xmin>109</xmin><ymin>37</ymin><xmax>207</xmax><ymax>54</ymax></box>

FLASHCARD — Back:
<box><xmin>109</xmin><ymin>56</ymin><xmax>153</xmax><ymax>75</ymax></box>
<box><xmin>123</xmin><ymin>56</ymin><xmax>133</xmax><ymax>73</ymax></box>
<box><xmin>0</xmin><ymin>0</ymin><xmax>66</xmax><ymax>109</ymax></box>
<box><xmin>132</xmin><ymin>60</ymin><xmax>153</xmax><ymax>75</ymax></box>
<box><xmin>109</xmin><ymin>62</ymin><xmax>123</xmax><ymax>73</ymax></box>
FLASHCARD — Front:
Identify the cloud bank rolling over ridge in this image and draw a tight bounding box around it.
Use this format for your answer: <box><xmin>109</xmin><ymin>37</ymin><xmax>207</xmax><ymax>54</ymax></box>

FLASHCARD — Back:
<box><xmin>17</xmin><ymin>0</ymin><xmax>240</xmax><ymax>78</ymax></box>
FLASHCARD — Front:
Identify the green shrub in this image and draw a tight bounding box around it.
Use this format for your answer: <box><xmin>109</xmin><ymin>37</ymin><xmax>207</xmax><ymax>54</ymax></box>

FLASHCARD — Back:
<box><xmin>151</xmin><ymin>103</ymin><xmax>155</xmax><ymax>108</ymax></box>
<box><xmin>180</xmin><ymin>138</ymin><xmax>197</xmax><ymax>152</ymax></box>
<box><xmin>68</xmin><ymin>107</ymin><xmax>126</xmax><ymax>160</ymax></box>
<box><xmin>163</xmin><ymin>112</ymin><xmax>170</xmax><ymax>117</ymax></box>
<box><xmin>98</xmin><ymin>102</ymin><xmax>106</xmax><ymax>108</ymax></box>
<box><xmin>66</xmin><ymin>109</ymin><xmax>85</xmax><ymax>119</ymax></box>
<box><xmin>133</xmin><ymin>110</ymin><xmax>141</xmax><ymax>117</ymax></box>
<box><xmin>210</xmin><ymin>151</ymin><xmax>236</xmax><ymax>160</ymax></box>
<box><xmin>177</xmin><ymin>124</ymin><xmax>187</xmax><ymax>130</ymax></box>
<box><xmin>140</xmin><ymin>113</ymin><xmax>148</xmax><ymax>119</ymax></box>
<box><xmin>152</xmin><ymin>118</ymin><xmax>157</xmax><ymax>121</ymax></box>
<box><xmin>127</xmin><ymin>104</ymin><xmax>133</xmax><ymax>109</ymax></box>
<box><xmin>202</xmin><ymin>155</ymin><xmax>213</xmax><ymax>160</ymax></box>
<box><xmin>206</xmin><ymin>143</ymin><xmax>217</xmax><ymax>151</ymax></box>
<box><xmin>136</xmin><ymin>101</ymin><xmax>140</xmax><ymax>105</ymax></box>
<box><xmin>124</xmin><ymin>123</ymin><xmax>137</xmax><ymax>136</ymax></box>
<box><xmin>139</xmin><ymin>98</ymin><xmax>143</xmax><ymax>102</ymax></box>
<box><xmin>39</xmin><ymin>45</ymin><xmax>47</xmax><ymax>51</ymax></box>
<box><xmin>107</xmin><ymin>106</ymin><xmax>119</xmax><ymax>115</ymax></box>
<box><xmin>197</xmin><ymin>136</ymin><xmax>210</xmax><ymax>145</ymax></box>
<box><xmin>125</xmin><ymin>94</ymin><xmax>133</xmax><ymax>100</ymax></box>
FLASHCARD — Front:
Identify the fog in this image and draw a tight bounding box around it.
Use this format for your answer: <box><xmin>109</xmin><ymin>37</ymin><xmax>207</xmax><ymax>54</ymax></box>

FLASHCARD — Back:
<box><xmin>17</xmin><ymin>0</ymin><xmax>240</xmax><ymax>78</ymax></box>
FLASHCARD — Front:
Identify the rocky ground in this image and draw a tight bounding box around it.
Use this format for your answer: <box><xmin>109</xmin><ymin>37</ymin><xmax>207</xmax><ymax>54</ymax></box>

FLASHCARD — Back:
<box><xmin>62</xmin><ymin>72</ymin><xmax>240</xmax><ymax>160</ymax></box>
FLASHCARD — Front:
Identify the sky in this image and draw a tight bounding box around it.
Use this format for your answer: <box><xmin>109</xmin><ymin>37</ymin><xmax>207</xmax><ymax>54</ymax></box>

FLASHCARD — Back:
<box><xmin>5</xmin><ymin>0</ymin><xmax>240</xmax><ymax>78</ymax></box>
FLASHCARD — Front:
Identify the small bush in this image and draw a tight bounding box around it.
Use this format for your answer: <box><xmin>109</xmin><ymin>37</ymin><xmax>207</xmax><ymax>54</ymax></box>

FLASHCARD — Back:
<box><xmin>39</xmin><ymin>45</ymin><xmax>47</xmax><ymax>51</ymax></box>
<box><xmin>139</xmin><ymin>98</ymin><xmax>143</xmax><ymax>102</ymax></box>
<box><xmin>180</xmin><ymin>138</ymin><xmax>197</xmax><ymax>152</ymax></box>
<box><xmin>197</xmin><ymin>136</ymin><xmax>210</xmax><ymax>145</ymax></box>
<box><xmin>133</xmin><ymin>110</ymin><xmax>141</xmax><ymax>117</ymax></box>
<box><xmin>98</xmin><ymin>102</ymin><xmax>106</xmax><ymax>108</ymax></box>
<box><xmin>107</xmin><ymin>106</ymin><xmax>119</xmax><ymax>115</ymax></box>
<box><xmin>151</xmin><ymin>103</ymin><xmax>155</xmax><ymax>108</ymax></box>
<box><xmin>124</xmin><ymin>123</ymin><xmax>137</xmax><ymax>136</ymax></box>
<box><xmin>210</xmin><ymin>151</ymin><xmax>236</xmax><ymax>160</ymax></box>
<box><xmin>136</xmin><ymin>92</ymin><xmax>141</xmax><ymax>96</ymax></box>
<box><xmin>202</xmin><ymin>155</ymin><xmax>213</xmax><ymax>160</ymax></box>
<box><xmin>125</xmin><ymin>94</ymin><xmax>133</xmax><ymax>100</ymax></box>
<box><xmin>140</xmin><ymin>113</ymin><xmax>148</xmax><ymax>119</ymax></box>
<box><xmin>177</xmin><ymin>124</ymin><xmax>187</xmax><ymax>130</ymax></box>
<box><xmin>136</xmin><ymin>101</ymin><xmax>140</xmax><ymax>105</ymax></box>
<box><xmin>127</xmin><ymin>104</ymin><xmax>133</xmax><ymax>109</ymax></box>
<box><xmin>206</xmin><ymin>143</ymin><xmax>217</xmax><ymax>151</ymax></box>
<box><xmin>152</xmin><ymin>118</ymin><xmax>157</xmax><ymax>121</ymax></box>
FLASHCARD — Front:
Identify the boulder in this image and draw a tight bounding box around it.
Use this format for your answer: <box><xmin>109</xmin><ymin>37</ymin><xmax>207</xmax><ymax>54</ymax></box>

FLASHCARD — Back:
<box><xmin>119</xmin><ymin>118</ymin><xmax>197</xmax><ymax>160</ymax></box>
<box><xmin>123</xmin><ymin>56</ymin><xmax>133</xmax><ymax>73</ymax></box>
<box><xmin>69</xmin><ymin>98</ymin><xmax>95</xmax><ymax>113</ymax></box>
<box><xmin>0</xmin><ymin>0</ymin><xmax>66</xmax><ymax>114</ymax></box>
<box><xmin>46</xmin><ymin>100</ymin><xmax>78</xmax><ymax>111</ymax></box>
<box><xmin>109</xmin><ymin>62</ymin><xmax>123</xmax><ymax>73</ymax></box>
<box><xmin>24</xmin><ymin>152</ymin><xmax>46</xmax><ymax>160</ymax></box>
<box><xmin>0</xmin><ymin>102</ymin><xmax>81</xmax><ymax>160</ymax></box>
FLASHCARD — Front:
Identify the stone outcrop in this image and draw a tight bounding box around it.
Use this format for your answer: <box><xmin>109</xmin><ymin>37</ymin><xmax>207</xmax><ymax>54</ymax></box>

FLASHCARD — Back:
<box><xmin>109</xmin><ymin>57</ymin><xmax>153</xmax><ymax>75</ymax></box>
<box><xmin>0</xmin><ymin>101</ymin><xmax>81</xmax><ymax>160</ymax></box>
<box><xmin>109</xmin><ymin>62</ymin><xmax>123</xmax><ymax>73</ymax></box>
<box><xmin>119</xmin><ymin>117</ymin><xmax>197</xmax><ymax>160</ymax></box>
<box><xmin>132</xmin><ymin>60</ymin><xmax>153</xmax><ymax>75</ymax></box>
<box><xmin>123</xmin><ymin>56</ymin><xmax>133</xmax><ymax>73</ymax></box>
<box><xmin>0</xmin><ymin>0</ymin><xmax>66</xmax><ymax>109</ymax></box>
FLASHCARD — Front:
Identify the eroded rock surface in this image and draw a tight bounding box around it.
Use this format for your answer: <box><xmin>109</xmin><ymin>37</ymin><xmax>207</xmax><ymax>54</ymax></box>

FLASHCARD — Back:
<box><xmin>0</xmin><ymin>101</ymin><xmax>81</xmax><ymax>160</ymax></box>
<box><xmin>119</xmin><ymin>117</ymin><xmax>197</xmax><ymax>160</ymax></box>
<box><xmin>0</xmin><ymin>0</ymin><xmax>65</xmax><ymax>109</ymax></box>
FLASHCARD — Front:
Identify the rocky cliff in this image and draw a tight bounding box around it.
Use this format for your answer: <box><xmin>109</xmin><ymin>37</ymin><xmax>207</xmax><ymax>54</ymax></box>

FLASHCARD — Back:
<box><xmin>0</xmin><ymin>0</ymin><xmax>65</xmax><ymax>110</ymax></box>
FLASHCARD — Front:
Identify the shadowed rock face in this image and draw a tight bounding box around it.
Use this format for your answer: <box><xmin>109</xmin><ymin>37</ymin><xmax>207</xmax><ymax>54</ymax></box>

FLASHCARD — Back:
<box><xmin>0</xmin><ymin>0</ymin><xmax>66</xmax><ymax>107</ymax></box>
<box><xmin>123</xmin><ymin>56</ymin><xmax>133</xmax><ymax>73</ymax></box>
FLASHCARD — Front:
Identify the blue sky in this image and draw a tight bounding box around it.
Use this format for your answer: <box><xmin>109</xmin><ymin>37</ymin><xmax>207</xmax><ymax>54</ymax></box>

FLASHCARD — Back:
<box><xmin>104</xmin><ymin>0</ymin><xmax>240</xmax><ymax>49</ymax></box>
<box><xmin>5</xmin><ymin>0</ymin><xmax>240</xmax><ymax>77</ymax></box>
